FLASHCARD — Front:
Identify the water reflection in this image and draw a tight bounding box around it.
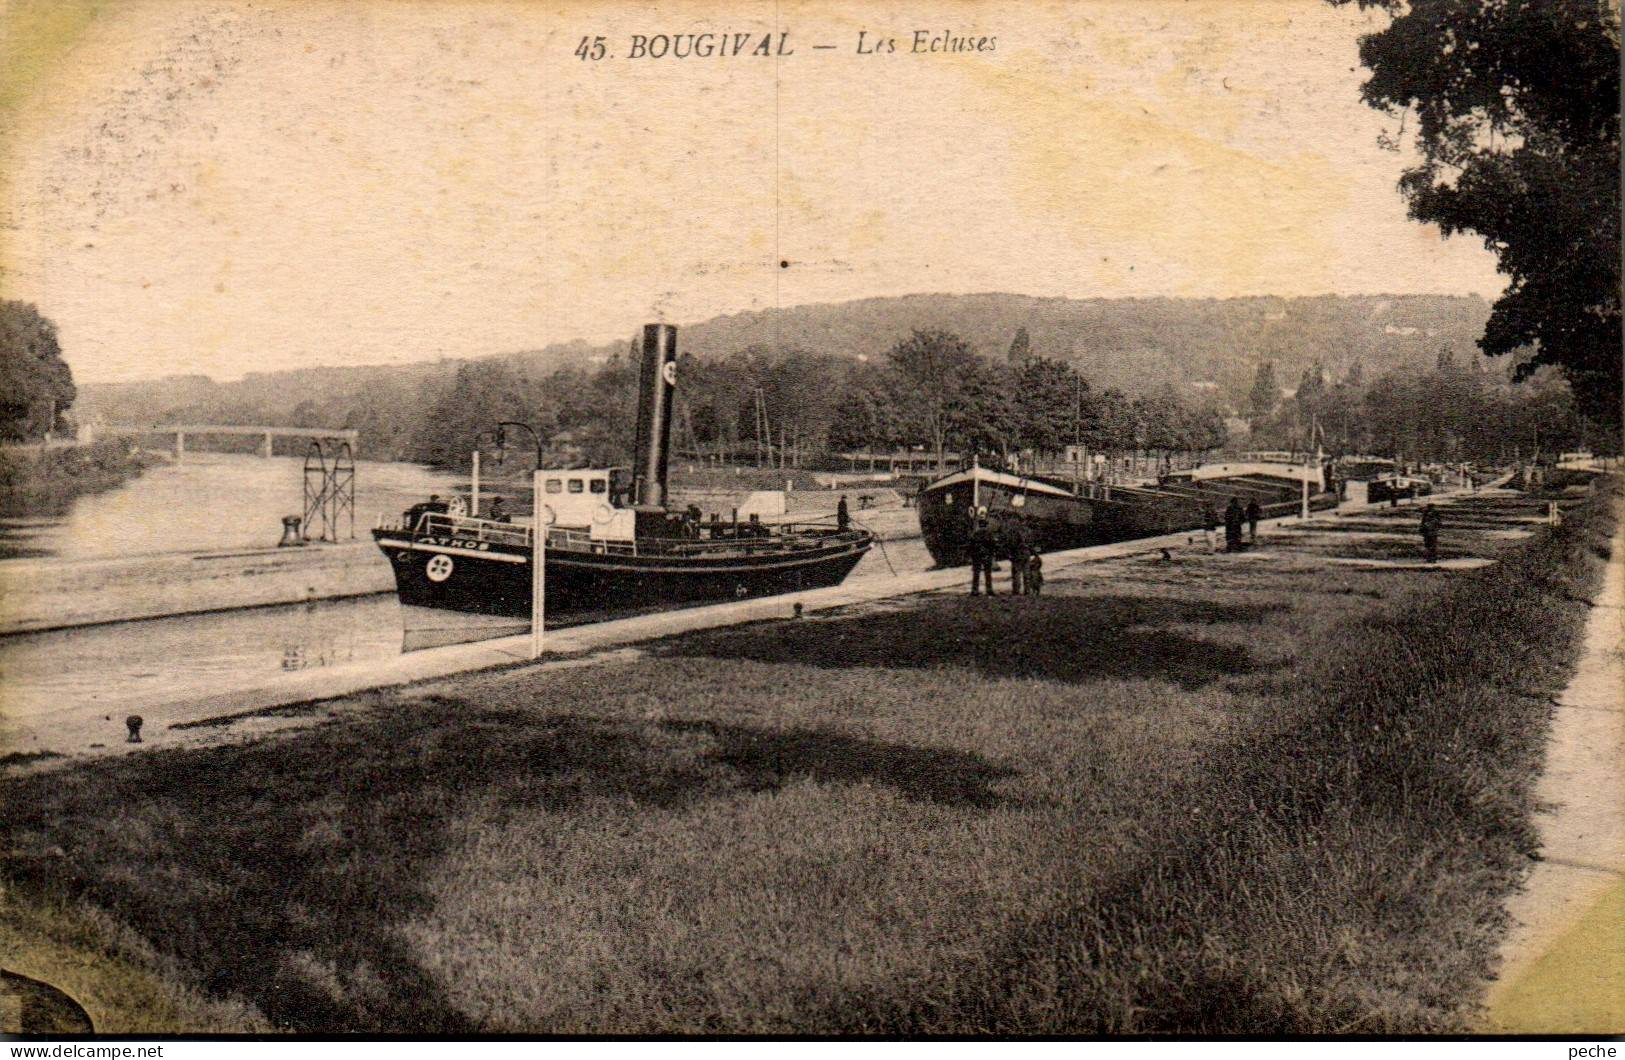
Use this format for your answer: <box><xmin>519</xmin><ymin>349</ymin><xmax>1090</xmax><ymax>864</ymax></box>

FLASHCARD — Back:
<box><xmin>280</xmin><ymin>601</ymin><xmax>362</xmax><ymax>670</ymax></box>
<box><xmin>0</xmin><ymin>595</ymin><xmax>404</xmax><ymax>723</ymax></box>
<box><xmin>0</xmin><ymin>536</ymin><xmax>931</xmax><ymax>731</ymax></box>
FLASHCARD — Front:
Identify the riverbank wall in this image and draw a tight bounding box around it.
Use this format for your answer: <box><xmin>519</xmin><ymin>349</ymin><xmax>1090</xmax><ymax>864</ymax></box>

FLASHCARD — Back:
<box><xmin>0</xmin><ymin>542</ymin><xmax>393</xmax><ymax>635</ymax></box>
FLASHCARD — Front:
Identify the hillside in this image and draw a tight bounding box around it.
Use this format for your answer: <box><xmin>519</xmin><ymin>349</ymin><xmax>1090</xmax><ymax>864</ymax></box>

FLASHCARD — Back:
<box><xmin>77</xmin><ymin>292</ymin><xmax>1493</xmax><ymax>459</ymax></box>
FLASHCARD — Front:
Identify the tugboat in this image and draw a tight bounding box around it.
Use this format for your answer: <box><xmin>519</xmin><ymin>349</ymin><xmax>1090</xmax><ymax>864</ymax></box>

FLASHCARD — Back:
<box><xmin>375</xmin><ymin>324</ymin><xmax>872</xmax><ymax>630</ymax></box>
<box><xmin>917</xmin><ymin>457</ymin><xmax>1336</xmax><ymax>567</ymax></box>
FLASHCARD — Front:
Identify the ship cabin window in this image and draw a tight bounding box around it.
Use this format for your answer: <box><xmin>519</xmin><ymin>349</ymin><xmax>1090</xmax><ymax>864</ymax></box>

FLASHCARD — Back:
<box><xmin>568</xmin><ymin>478</ymin><xmax>584</xmax><ymax>494</ymax></box>
<box><xmin>589</xmin><ymin>478</ymin><xmax>607</xmax><ymax>494</ymax></box>
<box><xmin>545</xmin><ymin>479</ymin><xmax>563</xmax><ymax>494</ymax></box>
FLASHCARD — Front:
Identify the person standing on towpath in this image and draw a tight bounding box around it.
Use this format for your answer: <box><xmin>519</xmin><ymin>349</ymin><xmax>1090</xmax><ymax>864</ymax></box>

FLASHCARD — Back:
<box><xmin>1201</xmin><ymin>502</ymin><xmax>1219</xmax><ymax>553</ymax></box>
<box><xmin>968</xmin><ymin>514</ymin><xmax>997</xmax><ymax>596</ymax></box>
<box><xmin>1003</xmin><ymin>514</ymin><xmax>1032</xmax><ymax>596</ymax></box>
<box><xmin>1420</xmin><ymin>504</ymin><xmax>1442</xmax><ymax>563</ymax></box>
<box><xmin>836</xmin><ymin>494</ymin><xmax>850</xmax><ymax>532</ymax></box>
<box><xmin>1224</xmin><ymin>496</ymin><xmax>1246</xmax><ymax>553</ymax></box>
<box><xmin>1025</xmin><ymin>552</ymin><xmax>1044</xmax><ymax>596</ymax></box>
<box><xmin>1246</xmin><ymin>497</ymin><xmax>1262</xmax><ymax>545</ymax></box>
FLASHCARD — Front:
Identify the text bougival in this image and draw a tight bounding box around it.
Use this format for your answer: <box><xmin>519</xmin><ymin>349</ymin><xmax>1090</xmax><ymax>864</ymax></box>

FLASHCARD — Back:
<box><xmin>626</xmin><ymin>32</ymin><xmax>793</xmax><ymax>59</ymax></box>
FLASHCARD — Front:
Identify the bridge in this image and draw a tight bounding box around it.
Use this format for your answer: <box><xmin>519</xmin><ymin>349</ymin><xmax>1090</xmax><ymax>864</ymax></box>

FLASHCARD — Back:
<box><xmin>96</xmin><ymin>424</ymin><xmax>360</xmax><ymax>460</ymax></box>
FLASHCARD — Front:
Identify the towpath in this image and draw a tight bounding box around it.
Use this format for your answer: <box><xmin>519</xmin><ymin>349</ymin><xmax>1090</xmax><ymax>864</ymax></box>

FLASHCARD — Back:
<box><xmin>1483</xmin><ymin>504</ymin><xmax>1625</xmax><ymax>1033</ymax></box>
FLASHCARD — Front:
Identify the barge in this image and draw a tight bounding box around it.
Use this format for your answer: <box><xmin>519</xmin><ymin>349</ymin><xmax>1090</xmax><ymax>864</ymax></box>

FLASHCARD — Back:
<box><xmin>917</xmin><ymin>459</ymin><xmax>1337</xmax><ymax>567</ymax></box>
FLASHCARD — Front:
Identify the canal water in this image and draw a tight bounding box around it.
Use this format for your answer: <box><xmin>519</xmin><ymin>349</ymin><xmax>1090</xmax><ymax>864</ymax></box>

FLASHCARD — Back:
<box><xmin>0</xmin><ymin>542</ymin><xmax>929</xmax><ymax>729</ymax></box>
<box><xmin>0</xmin><ymin>452</ymin><xmax>929</xmax><ymax>731</ymax></box>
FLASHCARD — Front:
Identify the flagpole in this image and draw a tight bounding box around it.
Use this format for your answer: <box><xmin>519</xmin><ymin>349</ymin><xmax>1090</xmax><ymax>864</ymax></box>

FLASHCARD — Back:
<box><xmin>1301</xmin><ymin>415</ymin><xmax>1319</xmax><ymax>520</ymax></box>
<box><xmin>531</xmin><ymin>469</ymin><xmax>545</xmax><ymax>659</ymax></box>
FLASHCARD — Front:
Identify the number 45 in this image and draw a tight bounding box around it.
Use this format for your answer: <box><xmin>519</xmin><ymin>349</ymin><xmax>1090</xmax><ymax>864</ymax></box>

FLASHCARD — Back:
<box><xmin>575</xmin><ymin>36</ymin><xmax>607</xmax><ymax>60</ymax></box>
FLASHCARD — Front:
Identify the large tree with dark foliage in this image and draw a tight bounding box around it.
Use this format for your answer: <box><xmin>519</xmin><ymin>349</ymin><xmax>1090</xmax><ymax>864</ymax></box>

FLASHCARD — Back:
<box><xmin>1336</xmin><ymin>0</ymin><xmax>1620</xmax><ymax>432</ymax></box>
<box><xmin>888</xmin><ymin>329</ymin><xmax>980</xmax><ymax>471</ymax></box>
<box><xmin>1011</xmin><ymin>357</ymin><xmax>1087</xmax><ymax>455</ymax></box>
<box><xmin>0</xmin><ymin>301</ymin><xmax>75</xmax><ymax>442</ymax></box>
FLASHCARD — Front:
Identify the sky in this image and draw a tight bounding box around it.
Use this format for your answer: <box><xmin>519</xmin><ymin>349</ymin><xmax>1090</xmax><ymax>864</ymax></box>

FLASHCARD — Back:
<box><xmin>0</xmin><ymin>0</ymin><xmax>1507</xmax><ymax>383</ymax></box>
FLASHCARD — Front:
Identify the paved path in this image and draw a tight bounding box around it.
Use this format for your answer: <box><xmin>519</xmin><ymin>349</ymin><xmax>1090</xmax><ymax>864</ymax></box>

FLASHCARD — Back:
<box><xmin>1483</xmin><ymin>508</ymin><xmax>1625</xmax><ymax>1033</ymax></box>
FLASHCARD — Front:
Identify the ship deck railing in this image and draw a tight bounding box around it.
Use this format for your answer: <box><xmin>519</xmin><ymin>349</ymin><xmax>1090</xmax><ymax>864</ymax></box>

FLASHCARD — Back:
<box><xmin>383</xmin><ymin>512</ymin><xmax>866</xmax><ymax>559</ymax></box>
<box><xmin>379</xmin><ymin>511</ymin><xmax>537</xmax><ymax>549</ymax></box>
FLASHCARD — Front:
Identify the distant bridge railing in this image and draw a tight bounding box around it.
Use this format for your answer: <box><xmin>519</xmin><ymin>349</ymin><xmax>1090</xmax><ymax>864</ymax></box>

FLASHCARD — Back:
<box><xmin>834</xmin><ymin>450</ymin><xmax>963</xmax><ymax>474</ymax></box>
<box><xmin>94</xmin><ymin>424</ymin><xmax>359</xmax><ymax>460</ymax></box>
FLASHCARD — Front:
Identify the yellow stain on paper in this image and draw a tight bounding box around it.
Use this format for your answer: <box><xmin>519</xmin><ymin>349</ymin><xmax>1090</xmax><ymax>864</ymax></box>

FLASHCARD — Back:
<box><xmin>1488</xmin><ymin>877</ymin><xmax>1625</xmax><ymax>1034</ymax></box>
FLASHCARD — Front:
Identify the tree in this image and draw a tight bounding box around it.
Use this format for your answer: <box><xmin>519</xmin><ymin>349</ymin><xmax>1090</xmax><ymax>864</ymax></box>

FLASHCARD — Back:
<box><xmin>1336</xmin><ymin>0</ymin><xmax>1620</xmax><ymax>432</ymax></box>
<box><xmin>1134</xmin><ymin>386</ymin><xmax>1186</xmax><ymax>461</ymax></box>
<box><xmin>1185</xmin><ymin>405</ymin><xmax>1229</xmax><ymax>454</ymax></box>
<box><xmin>828</xmin><ymin>365</ymin><xmax>908</xmax><ymax>452</ymax></box>
<box><xmin>1007</xmin><ymin>326</ymin><xmax>1032</xmax><ymax>366</ymax></box>
<box><xmin>1296</xmin><ymin>363</ymin><xmax>1327</xmax><ymax>407</ymax></box>
<box><xmin>0</xmin><ymin>301</ymin><xmax>74</xmax><ymax>442</ymax></box>
<box><xmin>289</xmin><ymin>399</ymin><xmax>320</xmax><ymax>429</ymax></box>
<box><xmin>761</xmin><ymin>347</ymin><xmax>847</xmax><ymax>463</ymax></box>
<box><xmin>948</xmin><ymin>361</ymin><xmax>1019</xmax><ymax>459</ymax></box>
<box><xmin>408</xmin><ymin>361</ymin><xmax>553</xmax><ymax>469</ymax></box>
<box><xmin>1011</xmin><ymin>357</ymin><xmax>1083</xmax><ymax>456</ymax></box>
<box><xmin>887</xmin><ymin>329</ymin><xmax>979</xmax><ymax>469</ymax></box>
<box><xmin>1083</xmin><ymin>388</ymin><xmax>1138</xmax><ymax>452</ymax></box>
<box><xmin>1247</xmin><ymin>361</ymin><xmax>1279</xmax><ymax>428</ymax></box>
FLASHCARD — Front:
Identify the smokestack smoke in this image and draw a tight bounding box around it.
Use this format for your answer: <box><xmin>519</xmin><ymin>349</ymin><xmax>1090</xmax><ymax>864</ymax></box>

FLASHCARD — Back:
<box><xmin>632</xmin><ymin>323</ymin><xmax>677</xmax><ymax>508</ymax></box>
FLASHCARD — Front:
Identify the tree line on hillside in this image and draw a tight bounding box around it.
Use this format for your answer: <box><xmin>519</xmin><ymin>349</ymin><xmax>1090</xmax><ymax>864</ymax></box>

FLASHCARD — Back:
<box><xmin>1244</xmin><ymin>352</ymin><xmax>1601</xmax><ymax>465</ymax></box>
<box><xmin>403</xmin><ymin>329</ymin><xmax>1231</xmax><ymax>473</ymax></box>
<box><xmin>826</xmin><ymin>330</ymin><xmax>1227</xmax><ymax>467</ymax></box>
<box><xmin>79</xmin><ymin>292</ymin><xmax>1505</xmax><ymax>457</ymax></box>
<box><xmin>115</xmin><ymin>321</ymin><xmax>1606</xmax><ymax>474</ymax></box>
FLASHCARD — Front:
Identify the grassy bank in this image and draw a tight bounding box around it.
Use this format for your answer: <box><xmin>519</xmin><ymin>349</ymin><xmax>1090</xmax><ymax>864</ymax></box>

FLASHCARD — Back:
<box><xmin>0</xmin><ymin>483</ymin><xmax>1614</xmax><ymax>1033</ymax></box>
<box><xmin>0</xmin><ymin>440</ymin><xmax>157</xmax><ymax>518</ymax></box>
<box><xmin>866</xmin><ymin>483</ymin><xmax>1618</xmax><ymax>1033</ymax></box>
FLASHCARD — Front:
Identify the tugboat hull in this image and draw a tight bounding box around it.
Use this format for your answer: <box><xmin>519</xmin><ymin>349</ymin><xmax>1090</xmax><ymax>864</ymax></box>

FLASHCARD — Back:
<box><xmin>374</xmin><ymin>530</ymin><xmax>871</xmax><ymax>620</ymax></box>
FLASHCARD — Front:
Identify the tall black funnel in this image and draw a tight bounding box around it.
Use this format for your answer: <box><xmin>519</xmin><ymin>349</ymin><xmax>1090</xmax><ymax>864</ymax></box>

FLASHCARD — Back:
<box><xmin>632</xmin><ymin>323</ymin><xmax>677</xmax><ymax>508</ymax></box>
